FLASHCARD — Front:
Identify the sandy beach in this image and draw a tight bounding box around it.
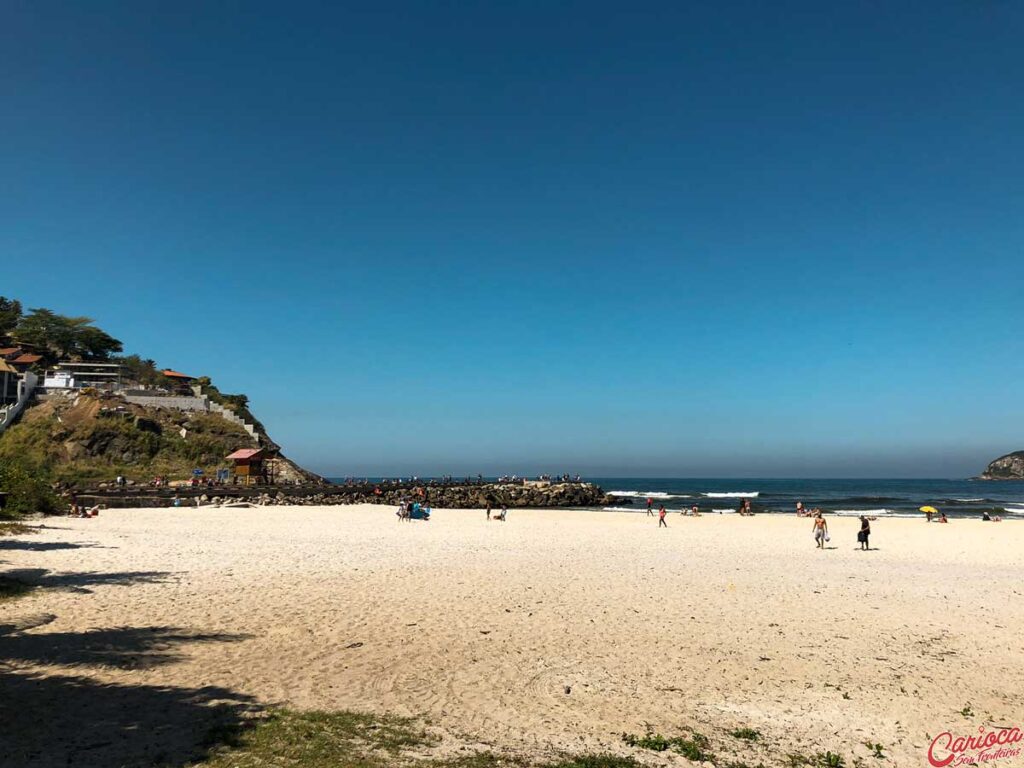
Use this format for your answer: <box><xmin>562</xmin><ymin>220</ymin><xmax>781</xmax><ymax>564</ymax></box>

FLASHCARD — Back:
<box><xmin>2</xmin><ymin>505</ymin><xmax>1022</xmax><ymax>766</ymax></box>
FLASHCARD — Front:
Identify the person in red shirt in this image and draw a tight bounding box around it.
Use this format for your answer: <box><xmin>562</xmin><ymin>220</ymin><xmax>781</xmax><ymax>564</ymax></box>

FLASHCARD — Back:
<box><xmin>658</xmin><ymin>505</ymin><xmax>668</xmax><ymax>528</ymax></box>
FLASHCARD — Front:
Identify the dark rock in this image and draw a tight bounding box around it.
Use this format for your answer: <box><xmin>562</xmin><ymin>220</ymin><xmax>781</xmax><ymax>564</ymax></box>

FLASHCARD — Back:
<box><xmin>977</xmin><ymin>451</ymin><xmax>1024</xmax><ymax>480</ymax></box>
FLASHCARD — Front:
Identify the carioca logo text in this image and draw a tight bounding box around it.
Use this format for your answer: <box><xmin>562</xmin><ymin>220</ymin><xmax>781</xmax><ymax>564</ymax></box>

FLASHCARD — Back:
<box><xmin>928</xmin><ymin>726</ymin><xmax>1023</xmax><ymax>767</ymax></box>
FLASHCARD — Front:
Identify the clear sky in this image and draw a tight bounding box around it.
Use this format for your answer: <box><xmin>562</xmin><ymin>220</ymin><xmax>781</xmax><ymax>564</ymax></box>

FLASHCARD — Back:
<box><xmin>2</xmin><ymin>2</ymin><xmax>1022</xmax><ymax>478</ymax></box>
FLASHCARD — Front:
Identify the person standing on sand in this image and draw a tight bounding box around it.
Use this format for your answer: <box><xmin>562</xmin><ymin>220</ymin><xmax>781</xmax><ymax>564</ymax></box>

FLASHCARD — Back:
<box><xmin>858</xmin><ymin>515</ymin><xmax>871</xmax><ymax>550</ymax></box>
<box><xmin>796</xmin><ymin>501</ymin><xmax>804</xmax><ymax>516</ymax></box>
<box><xmin>486</xmin><ymin>502</ymin><xmax>492</xmax><ymax>520</ymax></box>
<box><xmin>646</xmin><ymin>497</ymin><xmax>654</xmax><ymax>516</ymax></box>
<box><xmin>658</xmin><ymin>506</ymin><xmax>668</xmax><ymax>527</ymax></box>
<box><xmin>812</xmin><ymin>511</ymin><xmax>828</xmax><ymax>548</ymax></box>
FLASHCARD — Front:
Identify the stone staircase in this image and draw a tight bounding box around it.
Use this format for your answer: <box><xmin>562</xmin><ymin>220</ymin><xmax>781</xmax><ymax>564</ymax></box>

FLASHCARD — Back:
<box><xmin>190</xmin><ymin>385</ymin><xmax>261</xmax><ymax>444</ymax></box>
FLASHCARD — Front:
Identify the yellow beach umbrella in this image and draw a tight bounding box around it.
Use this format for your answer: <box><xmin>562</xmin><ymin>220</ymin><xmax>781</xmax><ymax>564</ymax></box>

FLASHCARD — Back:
<box><xmin>919</xmin><ymin>506</ymin><xmax>938</xmax><ymax>514</ymax></box>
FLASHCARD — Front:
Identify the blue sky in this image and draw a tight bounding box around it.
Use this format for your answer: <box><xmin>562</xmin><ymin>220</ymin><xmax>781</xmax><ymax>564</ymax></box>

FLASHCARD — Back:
<box><xmin>2</xmin><ymin>2</ymin><xmax>1022</xmax><ymax>477</ymax></box>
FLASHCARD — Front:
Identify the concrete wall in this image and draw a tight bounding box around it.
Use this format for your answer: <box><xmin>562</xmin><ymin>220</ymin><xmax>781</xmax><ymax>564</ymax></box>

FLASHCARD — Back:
<box><xmin>122</xmin><ymin>394</ymin><xmax>210</xmax><ymax>412</ymax></box>
<box><xmin>0</xmin><ymin>371</ymin><xmax>39</xmax><ymax>434</ymax></box>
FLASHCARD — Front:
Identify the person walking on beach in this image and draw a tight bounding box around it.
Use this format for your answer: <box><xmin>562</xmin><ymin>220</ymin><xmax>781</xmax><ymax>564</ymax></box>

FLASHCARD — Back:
<box><xmin>812</xmin><ymin>511</ymin><xmax>828</xmax><ymax>548</ymax></box>
<box><xmin>658</xmin><ymin>505</ymin><xmax>668</xmax><ymax>528</ymax></box>
<box><xmin>858</xmin><ymin>515</ymin><xmax>871</xmax><ymax>550</ymax></box>
<box><xmin>486</xmin><ymin>502</ymin><xmax>492</xmax><ymax>521</ymax></box>
<box><xmin>646</xmin><ymin>497</ymin><xmax>654</xmax><ymax>516</ymax></box>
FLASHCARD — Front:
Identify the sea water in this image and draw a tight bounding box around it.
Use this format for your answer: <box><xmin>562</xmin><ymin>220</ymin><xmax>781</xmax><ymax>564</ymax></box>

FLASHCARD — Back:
<box><xmin>592</xmin><ymin>477</ymin><xmax>1024</xmax><ymax>519</ymax></box>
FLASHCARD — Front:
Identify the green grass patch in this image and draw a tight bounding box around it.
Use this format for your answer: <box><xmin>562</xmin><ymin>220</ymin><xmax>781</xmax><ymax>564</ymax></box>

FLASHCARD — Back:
<box><xmin>730</xmin><ymin>728</ymin><xmax>761</xmax><ymax>742</ymax></box>
<box><xmin>194</xmin><ymin>709</ymin><xmax>642</xmax><ymax>768</ymax></box>
<box><xmin>547</xmin><ymin>757</ymin><xmax>640</xmax><ymax>768</ymax></box>
<box><xmin>789</xmin><ymin>752</ymin><xmax>847</xmax><ymax>768</ymax></box>
<box><xmin>199</xmin><ymin>709</ymin><xmax>432</xmax><ymax>767</ymax></box>
<box><xmin>0</xmin><ymin>521</ymin><xmax>36</xmax><ymax>536</ymax></box>
<box><xmin>622</xmin><ymin>730</ymin><xmax>712</xmax><ymax>762</ymax></box>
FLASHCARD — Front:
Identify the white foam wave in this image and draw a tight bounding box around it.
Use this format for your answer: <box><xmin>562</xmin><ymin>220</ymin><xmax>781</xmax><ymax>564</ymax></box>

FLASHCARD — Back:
<box><xmin>607</xmin><ymin>491</ymin><xmax>691</xmax><ymax>499</ymax></box>
<box><xmin>1003</xmin><ymin>507</ymin><xmax>1024</xmax><ymax>515</ymax></box>
<box><xmin>602</xmin><ymin>506</ymin><xmax>688</xmax><ymax>513</ymax></box>
<box><xmin>951</xmin><ymin>498</ymin><xmax>985</xmax><ymax>502</ymax></box>
<box><xmin>712</xmin><ymin>508</ymin><xmax>739</xmax><ymax>514</ymax></box>
<box><xmin>831</xmin><ymin>508</ymin><xmax>893</xmax><ymax>516</ymax></box>
<box><xmin>703</xmin><ymin>491</ymin><xmax>759</xmax><ymax>498</ymax></box>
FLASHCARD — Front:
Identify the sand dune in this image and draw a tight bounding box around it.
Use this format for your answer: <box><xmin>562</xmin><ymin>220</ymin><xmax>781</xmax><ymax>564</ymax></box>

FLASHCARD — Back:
<box><xmin>2</xmin><ymin>505</ymin><xmax>1022</xmax><ymax>766</ymax></box>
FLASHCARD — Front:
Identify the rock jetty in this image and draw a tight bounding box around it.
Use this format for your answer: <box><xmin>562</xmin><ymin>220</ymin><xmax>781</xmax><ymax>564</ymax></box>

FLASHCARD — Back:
<box><xmin>77</xmin><ymin>480</ymin><xmax>612</xmax><ymax>510</ymax></box>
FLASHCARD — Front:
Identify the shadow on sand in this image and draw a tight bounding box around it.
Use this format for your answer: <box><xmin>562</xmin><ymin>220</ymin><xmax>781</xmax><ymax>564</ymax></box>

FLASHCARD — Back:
<box><xmin>0</xmin><ymin>621</ymin><xmax>257</xmax><ymax>766</ymax></box>
<box><xmin>1</xmin><ymin>567</ymin><xmax>173</xmax><ymax>593</ymax></box>
<box><xmin>0</xmin><ymin>669</ymin><xmax>259</xmax><ymax>766</ymax></box>
<box><xmin>0</xmin><ymin>562</ymin><xmax>259</xmax><ymax>766</ymax></box>
<box><xmin>0</xmin><ymin>539</ymin><xmax>108</xmax><ymax>552</ymax></box>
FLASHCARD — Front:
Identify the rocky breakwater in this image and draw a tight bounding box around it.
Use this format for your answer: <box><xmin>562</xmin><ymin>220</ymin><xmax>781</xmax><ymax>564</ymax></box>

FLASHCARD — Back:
<box><xmin>341</xmin><ymin>480</ymin><xmax>608</xmax><ymax>509</ymax></box>
<box><xmin>82</xmin><ymin>481</ymin><xmax>611</xmax><ymax>509</ymax></box>
<box><xmin>977</xmin><ymin>451</ymin><xmax>1024</xmax><ymax>480</ymax></box>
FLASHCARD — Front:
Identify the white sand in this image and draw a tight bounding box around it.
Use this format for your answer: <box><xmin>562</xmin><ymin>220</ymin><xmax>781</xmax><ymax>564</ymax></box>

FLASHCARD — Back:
<box><xmin>2</xmin><ymin>505</ymin><xmax>1023</xmax><ymax>765</ymax></box>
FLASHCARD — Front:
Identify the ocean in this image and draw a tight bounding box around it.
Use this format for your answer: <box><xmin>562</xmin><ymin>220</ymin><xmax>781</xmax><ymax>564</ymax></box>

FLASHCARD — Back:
<box><xmin>327</xmin><ymin>477</ymin><xmax>1024</xmax><ymax>519</ymax></box>
<box><xmin>592</xmin><ymin>477</ymin><xmax>1024</xmax><ymax>519</ymax></box>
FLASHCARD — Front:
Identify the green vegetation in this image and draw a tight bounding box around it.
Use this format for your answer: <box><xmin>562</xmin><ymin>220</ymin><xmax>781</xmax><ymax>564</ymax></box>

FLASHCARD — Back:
<box><xmin>195</xmin><ymin>376</ymin><xmax>267</xmax><ymax>437</ymax></box>
<box><xmin>0</xmin><ymin>395</ymin><xmax>256</xmax><ymax>485</ymax></box>
<box><xmin>0</xmin><ymin>455</ymin><xmax>58</xmax><ymax>518</ymax></box>
<box><xmin>788</xmin><ymin>752</ymin><xmax>847</xmax><ymax>768</ymax></box>
<box><xmin>115</xmin><ymin>354</ymin><xmax>164</xmax><ymax>387</ymax></box>
<box><xmin>0</xmin><ymin>296</ymin><xmax>271</xmax><ymax>488</ymax></box>
<box><xmin>960</xmin><ymin>705</ymin><xmax>974</xmax><ymax>718</ymax></box>
<box><xmin>0</xmin><ymin>521</ymin><xmax>36</xmax><ymax>535</ymax></box>
<box><xmin>864</xmin><ymin>743</ymin><xmax>886</xmax><ymax>760</ymax></box>
<box><xmin>0</xmin><ymin>296</ymin><xmax>21</xmax><ymax>337</ymax></box>
<box><xmin>730</xmin><ymin>728</ymin><xmax>761</xmax><ymax>742</ymax></box>
<box><xmin>622</xmin><ymin>730</ymin><xmax>712</xmax><ymax>762</ymax></box>
<box><xmin>194</xmin><ymin>709</ymin><xmax>639</xmax><ymax>768</ymax></box>
<box><xmin>0</xmin><ymin>298</ymin><xmax>122</xmax><ymax>368</ymax></box>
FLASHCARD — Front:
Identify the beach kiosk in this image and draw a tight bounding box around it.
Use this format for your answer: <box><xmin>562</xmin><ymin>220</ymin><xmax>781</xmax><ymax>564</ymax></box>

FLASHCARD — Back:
<box><xmin>225</xmin><ymin>447</ymin><xmax>266</xmax><ymax>485</ymax></box>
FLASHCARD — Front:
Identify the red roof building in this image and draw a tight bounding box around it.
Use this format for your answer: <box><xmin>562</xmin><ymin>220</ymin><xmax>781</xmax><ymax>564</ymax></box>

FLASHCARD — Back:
<box><xmin>225</xmin><ymin>448</ymin><xmax>268</xmax><ymax>484</ymax></box>
<box><xmin>10</xmin><ymin>353</ymin><xmax>42</xmax><ymax>370</ymax></box>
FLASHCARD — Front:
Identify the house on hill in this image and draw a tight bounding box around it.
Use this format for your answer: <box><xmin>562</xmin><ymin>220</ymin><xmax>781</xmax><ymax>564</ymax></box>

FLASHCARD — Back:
<box><xmin>42</xmin><ymin>361</ymin><xmax>123</xmax><ymax>391</ymax></box>
<box><xmin>162</xmin><ymin>369</ymin><xmax>195</xmax><ymax>394</ymax></box>
<box><xmin>0</xmin><ymin>359</ymin><xmax>19</xmax><ymax>405</ymax></box>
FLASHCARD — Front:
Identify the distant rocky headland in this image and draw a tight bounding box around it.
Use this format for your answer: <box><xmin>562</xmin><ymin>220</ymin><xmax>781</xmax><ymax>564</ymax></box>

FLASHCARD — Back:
<box><xmin>977</xmin><ymin>451</ymin><xmax>1024</xmax><ymax>480</ymax></box>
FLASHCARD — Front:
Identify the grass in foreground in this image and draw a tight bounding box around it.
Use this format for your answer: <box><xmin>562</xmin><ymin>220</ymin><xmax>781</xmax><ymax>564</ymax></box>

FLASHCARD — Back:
<box><xmin>0</xmin><ymin>521</ymin><xmax>36</xmax><ymax>536</ymax></box>
<box><xmin>622</xmin><ymin>730</ymin><xmax>713</xmax><ymax>762</ymax></box>
<box><xmin>195</xmin><ymin>710</ymin><xmax>639</xmax><ymax>768</ymax></box>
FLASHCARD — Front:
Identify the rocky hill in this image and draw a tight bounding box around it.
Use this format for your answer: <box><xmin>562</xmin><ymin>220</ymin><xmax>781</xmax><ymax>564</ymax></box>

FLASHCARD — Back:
<box><xmin>0</xmin><ymin>390</ymin><xmax>319</xmax><ymax>486</ymax></box>
<box><xmin>977</xmin><ymin>451</ymin><xmax>1024</xmax><ymax>480</ymax></box>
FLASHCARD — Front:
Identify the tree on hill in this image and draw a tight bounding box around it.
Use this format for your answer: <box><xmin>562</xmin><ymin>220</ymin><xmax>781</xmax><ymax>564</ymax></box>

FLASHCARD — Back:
<box><xmin>13</xmin><ymin>307</ymin><xmax>123</xmax><ymax>366</ymax></box>
<box><xmin>115</xmin><ymin>354</ymin><xmax>164</xmax><ymax>387</ymax></box>
<box><xmin>0</xmin><ymin>296</ymin><xmax>22</xmax><ymax>340</ymax></box>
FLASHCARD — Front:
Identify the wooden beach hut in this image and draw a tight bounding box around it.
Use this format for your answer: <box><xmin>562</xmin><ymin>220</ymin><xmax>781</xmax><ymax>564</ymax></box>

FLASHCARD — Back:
<box><xmin>226</xmin><ymin>447</ymin><xmax>267</xmax><ymax>485</ymax></box>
